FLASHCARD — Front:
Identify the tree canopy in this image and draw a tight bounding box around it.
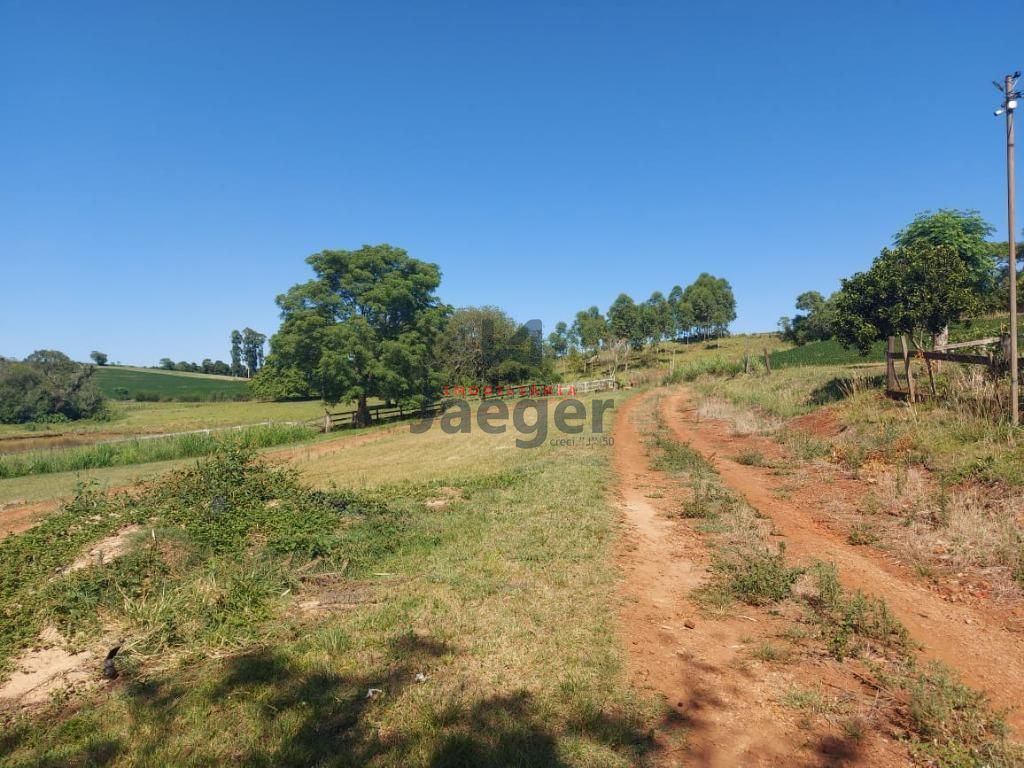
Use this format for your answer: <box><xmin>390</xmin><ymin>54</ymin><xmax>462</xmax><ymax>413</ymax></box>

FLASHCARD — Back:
<box><xmin>832</xmin><ymin>243</ymin><xmax>977</xmax><ymax>353</ymax></box>
<box><xmin>682</xmin><ymin>273</ymin><xmax>737</xmax><ymax>339</ymax></box>
<box><xmin>435</xmin><ymin>306</ymin><xmax>551</xmax><ymax>386</ymax></box>
<box><xmin>894</xmin><ymin>209</ymin><xmax>997</xmax><ymax>298</ymax></box>
<box><xmin>0</xmin><ymin>351</ymin><xmax>105</xmax><ymax>424</ymax></box>
<box><xmin>258</xmin><ymin>244</ymin><xmax>447</xmax><ymax>423</ymax></box>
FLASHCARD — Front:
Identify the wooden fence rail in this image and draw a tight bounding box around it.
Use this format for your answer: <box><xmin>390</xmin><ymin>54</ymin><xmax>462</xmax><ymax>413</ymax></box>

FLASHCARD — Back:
<box><xmin>885</xmin><ymin>333</ymin><xmax>1023</xmax><ymax>401</ymax></box>
<box><xmin>310</xmin><ymin>377</ymin><xmax>619</xmax><ymax>432</ymax></box>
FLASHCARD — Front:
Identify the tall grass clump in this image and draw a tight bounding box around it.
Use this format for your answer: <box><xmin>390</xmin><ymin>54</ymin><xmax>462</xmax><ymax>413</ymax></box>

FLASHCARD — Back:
<box><xmin>0</xmin><ymin>423</ymin><xmax>314</xmax><ymax>479</ymax></box>
<box><xmin>663</xmin><ymin>356</ymin><xmax>745</xmax><ymax>384</ymax></box>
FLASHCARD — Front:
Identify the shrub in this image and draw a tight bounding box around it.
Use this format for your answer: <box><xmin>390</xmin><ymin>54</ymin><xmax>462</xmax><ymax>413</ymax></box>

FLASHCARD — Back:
<box><xmin>0</xmin><ymin>351</ymin><xmax>105</xmax><ymax>424</ymax></box>
<box><xmin>711</xmin><ymin>544</ymin><xmax>802</xmax><ymax>606</ymax></box>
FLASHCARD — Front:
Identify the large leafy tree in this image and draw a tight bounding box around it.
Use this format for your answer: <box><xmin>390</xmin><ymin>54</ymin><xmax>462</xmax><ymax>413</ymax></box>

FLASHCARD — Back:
<box><xmin>262</xmin><ymin>244</ymin><xmax>447</xmax><ymax>424</ymax></box>
<box><xmin>547</xmin><ymin>321</ymin><xmax>570</xmax><ymax>358</ymax></box>
<box><xmin>229</xmin><ymin>331</ymin><xmax>244</xmax><ymax>377</ymax></box>
<box><xmin>832</xmin><ymin>243</ymin><xmax>977</xmax><ymax>353</ymax></box>
<box><xmin>240</xmin><ymin>328</ymin><xmax>267</xmax><ymax>377</ymax></box>
<box><xmin>894</xmin><ymin>209</ymin><xmax>996</xmax><ymax>293</ymax></box>
<box><xmin>642</xmin><ymin>291</ymin><xmax>674</xmax><ymax>345</ymax></box>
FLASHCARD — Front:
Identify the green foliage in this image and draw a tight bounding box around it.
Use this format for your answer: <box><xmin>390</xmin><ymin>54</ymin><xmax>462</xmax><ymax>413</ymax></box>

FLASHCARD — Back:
<box><xmin>907</xmin><ymin>662</ymin><xmax>1022</xmax><ymax>767</ymax></box>
<box><xmin>92</xmin><ymin>366</ymin><xmax>250</xmax><ymax>402</ymax></box>
<box><xmin>608</xmin><ymin>293</ymin><xmax>644</xmax><ymax>349</ymax></box>
<box><xmin>894</xmin><ymin>209</ymin><xmax>998</xmax><ymax>298</ymax></box>
<box><xmin>0</xmin><ymin>350</ymin><xmax>106</xmax><ymax>424</ymax></box>
<box><xmin>833</xmin><ymin>243</ymin><xmax>978</xmax><ymax>352</ymax></box>
<box><xmin>682</xmin><ymin>273</ymin><xmax>736</xmax><ymax>339</ymax></box>
<box><xmin>0</xmin><ymin>424</ymin><xmax>314</xmax><ymax>479</ymax></box>
<box><xmin>768</xmin><ymin>339</ymin><xmax>885</xmax><ymax>368</ymax></box>
<box><xmin>0</xmin><ymin>449</ymin><xmax>397</xmax><ymax>672</ymax></box>
<box><xmin>89</xmin><ymin>351</ymin><xmax>108</xmax><ymax>366</ymax></box>
<box><xmin>779</xmin><ymin>290</ymin><xmax>838</xmax><ymax>344</ymax></box>
<box><xmin>435</xmin><ymin>306</ymin><xmax>551</xmax><ymax>386</ymax></box>
<box><xmin>571</xmin><ymin>306</ymin><xmax>608</xmax><ymax>354</ymax></box>
<box><xmin>267</xmin><ymin>244</ymin><xmax>448</xmax><ymax>420</ymax></box>
<box><xmin>710</xmin><ymin>544</ymin><xmax>802</xmax><ymax>606</ymax></box>
<box><xmin>808</xmin><ymin>563</ymin><xmax>909</xmax><ymax>660</ymax></box>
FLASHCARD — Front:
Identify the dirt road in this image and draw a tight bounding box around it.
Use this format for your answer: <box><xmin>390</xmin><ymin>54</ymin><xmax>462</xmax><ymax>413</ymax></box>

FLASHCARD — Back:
<box><xmin>656</xmin><ymin>388</ymin><xmax>1024</xmax><ymax>731</ymax></box>
<box><xmin>614</xmin><ymin>390</ymin><xmax>907</xmax><ymax>766</ymax></box>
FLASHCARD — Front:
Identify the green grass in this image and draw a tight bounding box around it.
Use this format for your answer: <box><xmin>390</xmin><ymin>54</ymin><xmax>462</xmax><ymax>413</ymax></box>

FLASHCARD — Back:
<box><xmin>0</xmin><ymin>424</ymin><xmax>315</xmax><ymax>479</ymax></box>
<box><xmin>93</xmin><ymin>366</ymin><xmax>252</xmax><ymax>402</ymax></box>
<box><xmin>0</xmin><ymin>396</ymin><xmax>662</xmax><ymax>767</ymax></box>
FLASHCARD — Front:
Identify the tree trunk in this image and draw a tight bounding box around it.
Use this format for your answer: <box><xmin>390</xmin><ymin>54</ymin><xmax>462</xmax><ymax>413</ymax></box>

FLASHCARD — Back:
<box><xmin>355</xmin><ymin>394</ymin><xmax>371</xmax><ymax>427</ymax></box>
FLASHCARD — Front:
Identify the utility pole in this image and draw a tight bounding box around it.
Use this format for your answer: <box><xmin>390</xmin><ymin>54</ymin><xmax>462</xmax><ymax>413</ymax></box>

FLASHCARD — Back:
<box><xmin>996</xmin><ymin>73</ymin><xmax>1022</xmax><ymax>425</ymax></box>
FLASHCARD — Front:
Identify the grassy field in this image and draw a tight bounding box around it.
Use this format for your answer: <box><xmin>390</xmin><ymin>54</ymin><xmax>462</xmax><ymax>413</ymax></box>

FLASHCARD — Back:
<box><xmin>0</xmin><ymin>392</ymin><xmax>663</xmax><ymax>766</ymax></box>
<box><xmin>0</xmin><ymin>424</ymin><xmax>316</xmax><ymax>479</ymax></box>
<box><xmin>0</xmin><ymin>399</ymin><xmax>330</xmax><ymax>440</ymax></box>
<box><xmin>92</xmin><ymin>366</ymin><xmax>251</xmax><ymax>402</ymax></box>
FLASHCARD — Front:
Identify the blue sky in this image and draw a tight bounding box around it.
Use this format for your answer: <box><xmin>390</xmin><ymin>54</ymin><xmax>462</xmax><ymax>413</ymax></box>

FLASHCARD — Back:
<box><xmin>0</xmin><ymin>1</ymin><xmax>1020</xmax><ymax>364</ymax></box>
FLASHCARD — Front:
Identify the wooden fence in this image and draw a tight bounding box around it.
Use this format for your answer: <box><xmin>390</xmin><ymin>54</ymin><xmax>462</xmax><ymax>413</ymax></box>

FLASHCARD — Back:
<box><xmin>311</xmin><ymin>377</ymin><xmax>619</xmax><ymax>432</ymax></box>
<box><xmin>885</xmin><ymin>334</ymin><xmax>1023</xmax><ymax>401</ymax></box>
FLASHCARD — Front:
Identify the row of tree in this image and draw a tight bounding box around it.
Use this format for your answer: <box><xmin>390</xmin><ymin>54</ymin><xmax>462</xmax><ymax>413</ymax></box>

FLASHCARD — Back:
<box><xmin>780</xmin><ymin>209</ymin><xmax>1019</xmax><ymax>351</ymax></box>
<box><xmin>250</xmin><ymin>245</ymin><xmax>739</xmax><ymax>422</ymax></box>
<box><xmin>153</xmin><ymin>328</ymin><xmax>267</xmax><ymax>377</ymax></box>
<box><xmin>549</xmin><ymin>273</ymin><xmax>737</xmax><ymax>357</ymax></box>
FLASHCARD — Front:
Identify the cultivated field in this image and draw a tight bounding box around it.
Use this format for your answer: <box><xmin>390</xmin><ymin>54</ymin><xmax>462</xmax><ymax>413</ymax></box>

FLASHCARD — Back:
<box><xmin>92</xmin><ymin>366</ymin><xmax>251</xmax><ymax>401</ymax></box>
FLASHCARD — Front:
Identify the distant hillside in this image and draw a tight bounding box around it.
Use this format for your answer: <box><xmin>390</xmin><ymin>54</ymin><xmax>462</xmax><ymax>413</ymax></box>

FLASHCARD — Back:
<box><xmin>93</xmin><ymin>366</ymin><xmax>250</xmax><ymax>402</ymax></box>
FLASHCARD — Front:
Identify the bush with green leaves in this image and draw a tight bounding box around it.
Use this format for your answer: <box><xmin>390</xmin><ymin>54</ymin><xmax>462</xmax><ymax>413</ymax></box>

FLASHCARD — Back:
<box><xmin>0</xmin><ymin>350</ymin><xmax>106</xmax><ymax>424</ymax></box>
<box><xmin>0</xmin><ymin>449</ymin><xmax>398</xmax><ymax>671</ymax></box>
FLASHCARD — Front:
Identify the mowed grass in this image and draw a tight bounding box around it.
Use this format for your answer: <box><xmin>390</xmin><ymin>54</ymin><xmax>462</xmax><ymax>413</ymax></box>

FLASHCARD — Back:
<box><xmin>92</xmin><ymin>366</ymin><xmax>251</xmax><ymax>401</ymax></box>
<box><xmin>1</xmin><ymin>392</ymin><xmax>663</xmax><ymax>767</ymax></box>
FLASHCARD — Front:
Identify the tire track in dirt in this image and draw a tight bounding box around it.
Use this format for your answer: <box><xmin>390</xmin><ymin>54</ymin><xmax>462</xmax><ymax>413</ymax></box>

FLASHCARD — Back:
<box><xmin>660</xmin><ymin>388</ymin><xmax>1024</xmax><ymax>733</ymax></box>
<box><xmin>614</xmin><ymin>390</ymin><xmax>905</xmax><ymax>767</ymax></box>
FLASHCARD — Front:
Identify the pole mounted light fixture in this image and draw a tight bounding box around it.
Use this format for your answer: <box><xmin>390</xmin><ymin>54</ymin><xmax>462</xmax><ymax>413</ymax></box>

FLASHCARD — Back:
<box><xmin>995</xmin><ymin>71</ymin><xmax>1022</xmax><ymax>425</ymax></box>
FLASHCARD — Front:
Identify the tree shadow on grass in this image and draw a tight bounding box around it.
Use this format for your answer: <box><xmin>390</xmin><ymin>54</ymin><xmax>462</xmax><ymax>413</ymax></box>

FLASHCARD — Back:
<box><xmin>1</xmin><ymin>629</ymin><xmax>666</xmax><ymax>767</ymax></box>
<box><xmin>809</xmin><ymin>375</ymin><xmax>885</xmax><ymax>406</ymax></box>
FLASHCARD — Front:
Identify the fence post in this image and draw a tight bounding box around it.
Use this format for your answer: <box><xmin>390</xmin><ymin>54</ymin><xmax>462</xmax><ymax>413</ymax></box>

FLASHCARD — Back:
<box><xmin>324</xmin><ymin>411</ymin><xmax>332</xmax><ymax>433</ymax></box>
<box><xmin>763</xmin><ymin>348</ymin><xmax>772</xmax><ymax>375</ymax></box>
<box><xmin>900</xmin><ymin>335</ymin><xmax>916</xmax><ymax>402</ymax></box>
<box><xmin>886</xmin><ymin>336</ymin><xmax>898</xmax><ymax>393</ymax></box>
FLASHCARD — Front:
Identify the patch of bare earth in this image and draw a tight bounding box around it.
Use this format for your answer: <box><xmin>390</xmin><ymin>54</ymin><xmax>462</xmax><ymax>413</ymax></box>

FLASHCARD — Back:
<box><xmin>660</xmin><ymin>388</ymin><xmax>1024</xmax><ymax>733</ymax></box>
<box><xmin>614</xmin><ymin>391</ymin><xmax>906</xmax><ymax>767</ymax></box>
<box><xmin>425</xmin><ymin>486</ymin><xmax>463</xmax><ymax>510</ymax></box>
<box><xmin>0</xmin><ymin>500</ymin><xmax>58</xmax><ymax>539</ymax></box>
<box><xmin>63</xmin><ymin>524</ymin><xmax>143</xmax><ymax>574</ymax></box>
<box><xmin>0</xmin><ymin>628</ymin><xmax>96</xmax><ymax>709</ymax></box>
